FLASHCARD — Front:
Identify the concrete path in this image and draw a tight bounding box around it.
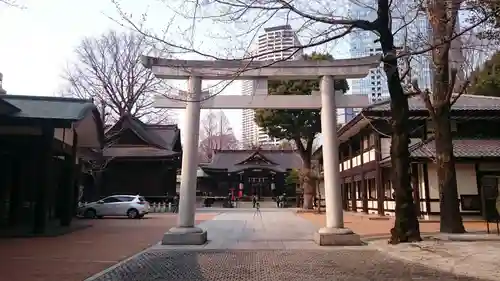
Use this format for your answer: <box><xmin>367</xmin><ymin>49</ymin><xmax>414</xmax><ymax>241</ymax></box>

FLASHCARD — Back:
<box><xmin>152</xmin><ymin>208</ymin><xmax>323</xmax><ymax>250</ymax></box>
<box><xmin>87</xmin><ymin>209</ymin><xmax>492</xmax><ymax>281</ymax></box>
<box><xmin>371</xmin><ymin>239</ymin><xmax>500</xmax><ymax>281</ymax></box>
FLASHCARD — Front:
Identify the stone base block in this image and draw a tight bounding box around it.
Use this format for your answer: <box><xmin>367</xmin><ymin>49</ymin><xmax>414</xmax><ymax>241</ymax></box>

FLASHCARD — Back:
<box><xmin>161</xmin><ymin>227</ymin><xmax>208</xmax><ymax>245</ymax></box>
<box><xmin>314</xmin><ymin>227</ymin><xmax>363</xmax><ymax>246</ymax></box>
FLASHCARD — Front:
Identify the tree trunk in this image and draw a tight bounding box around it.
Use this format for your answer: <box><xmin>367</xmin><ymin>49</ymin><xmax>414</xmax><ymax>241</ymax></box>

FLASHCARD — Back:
<box><xmin>302</xmin><ymin>161</ymin><xmax>316</xmax><ymax>209</ymax></box>
<box><xmin>427</xmin><ymin>0</ymin><xmax>466</xmax><ymax>234</ymax></box>
<box><xmin>378</xmin><ymin>0</ymin><xmax>421</xmax><ymax>243</ymax></box>
<box><xmin>433</xmin><ymin>107</ymin><xmax>466</xmax><ymax>233</ymax></box>
<box><xmin>386</xmin><ymin>72</ymin><xmax>421</xmax><ymax>244</ymax></box>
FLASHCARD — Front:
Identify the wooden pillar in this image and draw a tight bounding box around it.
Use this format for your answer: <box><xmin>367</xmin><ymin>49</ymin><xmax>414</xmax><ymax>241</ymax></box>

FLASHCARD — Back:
<box><xmin>8</xmin><ymin>154</ymin><xmax>22</xmax><ymax>226</ymax></box>
<box><xmin>360</xmin><ymin>137</ymin><xmax>368</xmax><ymax>213</ymax></box>
<box><xmin>375</xmin><ymin>133</ymin><xmax>384</xmax><ymax>216</ymax></box>
<box><xmin>411</xmin><ymin>163</ymin><xmax>421</xmax><ymax>217</ymax></box>
<box><xmin>423</xmin><ymin>163</ymin><xmax>431</xmax><ymax>215</ymax></box>
<box><xmin>33</xmin><ymin>124</ymin><xmax>54</xmax><ymax>234</ymax></box>
<box><xmin>60</xmin><ymin>131</ymin><xmax>78</xmax><ymax>226</ymax></box>
<box><xmin>73</xmin><ymin>162</ymin><xmax>82</xmax><ymax>216</ymax></box>
<box><xmin>348</xmin><ymin>141</ymin><xmax>356</xmax><ymax>212</ymax></box>
<box><xmin>339</xmin><ymin>150</ymin><xmax>347</xmax><ymax>210</ymax></box>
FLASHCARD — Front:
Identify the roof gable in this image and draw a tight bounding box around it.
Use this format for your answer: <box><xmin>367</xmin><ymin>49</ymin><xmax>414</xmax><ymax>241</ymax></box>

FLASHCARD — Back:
<box><xmin>0</xmin><ymin>98</ymin><xmax>21</xmax><ymax>115</ymax></box>
<box><xmin>202</xmin><ymin>149</ymin><xmax>302</xmax><ymax>171</ymax></box>
<box><xmin>104</xmin><ymin>115</ymin><xmax>182</xmax><ymax>158</ymax></box>
<box><xmin>106</xmin><ymin>115</ymin><xmax>180</xmax><ymax>150</ymax></box>
<box><xmin>235</xmin><ymin>151</ymin><xmax>277</xmax><ymax>165</ymax></box>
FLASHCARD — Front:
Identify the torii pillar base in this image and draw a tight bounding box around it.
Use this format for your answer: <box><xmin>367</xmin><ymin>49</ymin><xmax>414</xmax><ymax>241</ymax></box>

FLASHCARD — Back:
<box><xmin>161</xmin><ymin>226</ymin><xmax>207</xmax><ymax>245</ymax></box>
<box><xmin>314</xmin><ymin>227</ymin><xmax>362</xmax><ymax>246</ymax></box>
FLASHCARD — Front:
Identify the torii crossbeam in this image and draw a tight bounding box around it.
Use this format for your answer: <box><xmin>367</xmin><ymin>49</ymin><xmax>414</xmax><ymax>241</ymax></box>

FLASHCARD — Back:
<box><xmin>142</xmin><ymin>55</ymin><xmax>379</xmax><ymax>246</ymax></box>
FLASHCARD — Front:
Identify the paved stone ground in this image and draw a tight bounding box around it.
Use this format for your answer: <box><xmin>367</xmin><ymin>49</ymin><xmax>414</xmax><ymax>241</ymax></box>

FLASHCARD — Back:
<box><xmin>151</xmin><ymin>208</ymin><xmax>319</xmax><ymax>250</ymax></box>
<box><xmin>88</xmin><ymin>209</ymin><xmax>490</xmax><ymax>281</ymax></box>
<box><xmin>0</xmin><ymin>213</ymin><xmax>216</xmax><ymax>281</ymax></box>
<box><xmin>90</xmin><ymin>249</ymin><xmax>486</xmax><ymax>281</ymax></box>
<box><xmin>371</xmin><ymin>239</ymin><xmax>500</xmax><ymax>281</ymax></box>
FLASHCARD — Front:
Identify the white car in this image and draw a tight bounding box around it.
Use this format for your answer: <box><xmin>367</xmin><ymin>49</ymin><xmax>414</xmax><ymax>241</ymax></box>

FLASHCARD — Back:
<box><xmin>79</xmin><ymin>195</ymin><xmax>150</xmax><ymax>219</ymax></box>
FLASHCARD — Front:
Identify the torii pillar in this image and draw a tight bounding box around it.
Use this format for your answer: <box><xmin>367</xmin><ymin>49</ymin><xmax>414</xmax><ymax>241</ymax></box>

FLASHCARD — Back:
<box><xmin>142</xmin><ymin>55</ymin><xmax>379</xmax><ymax>246</ymax></box>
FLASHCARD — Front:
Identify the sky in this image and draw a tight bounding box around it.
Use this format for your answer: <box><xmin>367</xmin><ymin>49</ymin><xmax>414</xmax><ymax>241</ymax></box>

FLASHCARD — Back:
<box><xmin>0</xmin><ymin>0</ymin><xmax>352</xmax><ymax>143</ymax></box>
<box><xmin>0</xmin><ymin>0</ymin><xmax>244</xmax><ymax>139</ymax></box>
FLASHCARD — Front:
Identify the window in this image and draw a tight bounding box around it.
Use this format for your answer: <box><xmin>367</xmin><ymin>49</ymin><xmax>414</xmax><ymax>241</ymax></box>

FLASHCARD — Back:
<box><xmin>368</xmin><ymin>179</ymin><xmax>377</xmax><ymax>199</ymax></box>
<box><xmin>115</xmin><ymin>196</ymin><xmax>135</xmax><ymax>202</ymax></box>
<box><xmin>363</xmin><ymin>136</ymin><xmax>369</xmax><ymax>150</ymax></box>
<box><xmin>369</xmin><ymin>134</ymin><xmax>375</xmax><ymax>146</ymax></box>
<box><xmin>102</xmin><ymin>197</ymin><xmax>121</xmax><ymax>203</ymax></box>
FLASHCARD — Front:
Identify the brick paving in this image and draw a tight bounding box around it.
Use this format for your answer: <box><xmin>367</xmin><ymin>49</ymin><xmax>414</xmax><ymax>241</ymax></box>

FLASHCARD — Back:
<box><xmin>0</xmin><ymin>213</ymin><xmax>216</xmax><ymax>281</ymax></box>
<box><xmin>90</xmin><ymin>249</ymin><xmax>486</xmax><ymax>281</ymax></box>
<box><xmin>299</xmin><ymin>212</ymin><xmax>494</xmax><ymax>237</ymax></box>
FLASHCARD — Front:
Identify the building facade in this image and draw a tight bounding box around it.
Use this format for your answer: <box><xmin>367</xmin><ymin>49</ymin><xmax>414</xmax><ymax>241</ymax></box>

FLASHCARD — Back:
<box><xmin>314</xmin><ymin>94</ymin><xmax>500</xmax><ymax>219</ymax></box>
<box><xmin>240</xmin><ymin>25</ymin><xmax>303</xmax><ymax>148</ymax></box>
<box><xmin>0</xmin><ymin>94</ymin><xmax>104</xmax><ymax>234</ymax></box>
<box><xmin>198</xmin><ymin>149</ymin><xmax>302</xmax><ymax>199</ymax></box>
<box><xmin>96</xmin><ymin>115</ymin><xmax>181</xmax><ymax>203</ymax></box>
<box><xmin>348</xmin><ymin>0</ymin><xmax>433</xmax><ymax>103</ymax></box>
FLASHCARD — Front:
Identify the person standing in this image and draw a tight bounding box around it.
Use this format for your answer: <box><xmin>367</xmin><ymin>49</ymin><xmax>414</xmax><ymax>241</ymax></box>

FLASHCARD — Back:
<box><xmin>252</xmin><ymin>194</ymin><xmax>257</xmax><ymax>208</ymax></box>
<box><xmin>173</xmin><ymin>193</ymin><xmax>179</xmax><ymax>213</ymax></box>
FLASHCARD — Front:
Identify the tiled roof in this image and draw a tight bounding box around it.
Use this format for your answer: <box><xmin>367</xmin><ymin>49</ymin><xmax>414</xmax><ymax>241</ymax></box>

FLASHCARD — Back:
<box><xmin>367</xmin><ymin>94</ymin><xmax>500</xmax><ymax>112</ymax></box>
<box><xmin>202</xmin><ymin>150</ymin><xmax>302</xmax><ymax>171</ymax></box>
<box><xmin>104</xmin><ymin>115</ymin><xmax>181</xmax><ymax>158</ymax></box>
<box><xmin>106</xmin><ymin>115</ymin><xmax>181</xmax><ymax>151</ymax></box>
<box><xmin>103</xmin><ymin>147</ymin><xmax>179</xmax><ymax>158</ymax></box>
<box><xmin>0</xmin><ymin>95</ymin><xmax>97</xmax><ymax>121</ymax></box>
<box><xmin>410</xmin><ymin>139</ymin><xmax>500</xmax><ymax>158</ymax></box>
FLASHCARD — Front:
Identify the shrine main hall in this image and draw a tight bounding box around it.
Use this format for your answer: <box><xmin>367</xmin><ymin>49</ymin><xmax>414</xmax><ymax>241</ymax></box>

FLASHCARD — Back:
<box><xmin>197</xmin><ymin>149</ymin><xmax>302</xmax><ymax>199</ymax></box>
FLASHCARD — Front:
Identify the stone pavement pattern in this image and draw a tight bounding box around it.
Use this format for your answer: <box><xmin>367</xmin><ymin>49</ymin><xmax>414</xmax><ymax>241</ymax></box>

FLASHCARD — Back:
<box><xmin>89</xmin><ymin>209</ymin><xmax>488</xmax><ymax>281</ymax></box>
<box><xmin>90</xmin><ymin>249</ymin><xmax>485</xmax><ymax>281</ymax></box>
<box><xmin>372</xmin><ymin>240</ymin><xmax>500</xmax><ymax>281</ymax></box>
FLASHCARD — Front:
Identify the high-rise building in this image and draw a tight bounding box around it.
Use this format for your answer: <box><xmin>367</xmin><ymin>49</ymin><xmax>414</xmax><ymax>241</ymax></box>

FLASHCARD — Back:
<box><xmin>240</xmin><ymin>25</ymin><xmax>303</xmax><ymax>148</ymax></box>
<box><xmin>348</xmin><ymin>0</ymin><xmax>433</xmax><ymax>103</ymax></box>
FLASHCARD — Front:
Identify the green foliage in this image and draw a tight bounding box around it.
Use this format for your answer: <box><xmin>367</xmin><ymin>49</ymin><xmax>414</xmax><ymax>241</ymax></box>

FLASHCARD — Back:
<box><xmin>469</xmin><ymin>51</ymin><xmax>500</xmax><ymax>97</ymax></box>
<box><xmin>254</xmin><ymin>52</ymin><xmax>349</xmax><ymax>143</ymax></box>
<box><xmin>285</xmin><ymin>169</ymin><xmax>300</xmax><ymax>186</ymax></box>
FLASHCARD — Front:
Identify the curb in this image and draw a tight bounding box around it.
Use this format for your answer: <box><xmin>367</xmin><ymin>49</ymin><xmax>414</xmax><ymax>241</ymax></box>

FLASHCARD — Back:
<box><xmin>432</xmin><ymin>233</ymin><xmax>500</xmax><ymax>242</ymax></box>
<box><xmin>84</xmin><ymin>242</ymin><xmax>159</xmax><ymax>281</ymax></box>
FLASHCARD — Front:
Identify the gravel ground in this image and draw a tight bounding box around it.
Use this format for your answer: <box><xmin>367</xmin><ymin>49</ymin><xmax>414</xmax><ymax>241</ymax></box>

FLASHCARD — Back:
<box><xmin>88</xmin><ymin>249</ymin><xmax>487</xmax><ymax>281</ymax></box>
<box><xmin>371</xmin><ymin>240</ymin><xmax>500</xmax><ymax>281</ymax></box>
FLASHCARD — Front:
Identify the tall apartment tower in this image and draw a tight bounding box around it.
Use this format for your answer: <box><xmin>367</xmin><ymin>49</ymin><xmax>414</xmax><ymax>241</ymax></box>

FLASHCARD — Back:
<box><xmin>240</xmin><ymin>25</ymin><xmax>303</xmax><ymax>148</ymax></box>
<box><xmin>348</xmin><ymin>0</ymin><xmax>433</xmax><ymax>103</ymax></box>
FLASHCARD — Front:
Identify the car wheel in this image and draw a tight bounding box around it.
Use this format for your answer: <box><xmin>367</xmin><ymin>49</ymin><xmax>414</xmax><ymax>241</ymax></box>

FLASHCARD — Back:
<box><xmin>84</xmin><ymin>208</ymin><xmax>97</xmax><ymax>219</ymax></box>
<box><xmin>127</xmin><ymin>208</ymin><xmax>139</xmax><ymax>219</ymax></box>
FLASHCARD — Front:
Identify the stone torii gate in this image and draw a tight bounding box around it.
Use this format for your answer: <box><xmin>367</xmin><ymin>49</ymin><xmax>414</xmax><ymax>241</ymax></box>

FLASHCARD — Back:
<box><xmin>142</xmin><ymin>55</ymin><xmax>379</xmax><ymax>246</ymax></box>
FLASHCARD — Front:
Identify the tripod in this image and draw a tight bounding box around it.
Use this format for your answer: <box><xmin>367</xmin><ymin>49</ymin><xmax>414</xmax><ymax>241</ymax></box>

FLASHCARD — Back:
<box><xmin>253</xmin><ymin>202</ymin><xmax>262</xmax><ymax>219</ymax></box>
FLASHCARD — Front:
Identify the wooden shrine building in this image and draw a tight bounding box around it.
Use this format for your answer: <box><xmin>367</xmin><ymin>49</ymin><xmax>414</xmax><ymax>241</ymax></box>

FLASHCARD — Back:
<box><xmin>96</xmin><ymin>115</ymin><xmax>181</xmax><ymax>202</ymax></box>
<box><xmin>199</xmin><ymin>149</ymin><xmax>302</xmax><ymax>199</ymax></box>
<box><xmin>0</xmin><ymin>95</ymin><xmax>104</xmax><ymax>234</ymax></box>
<box><xmin>314</xmin><ymin>94</ymin><xmax>500</xmax><ymax>219</ymax></box>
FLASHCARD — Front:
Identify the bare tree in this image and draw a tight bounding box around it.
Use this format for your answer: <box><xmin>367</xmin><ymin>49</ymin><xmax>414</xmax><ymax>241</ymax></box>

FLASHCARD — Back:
<box><xmin>112</xmin><ymin>0</ymin><xmax>499</xmax><ymax>243</ymax></box>
<box><xmin>62</xmin><ymin>30</ymin><xmax>172</xmax><ymax>125</ymax></box>
<box><xmin>0</xmin><ymin>0</ymin><xmax>25</xmax><ymax>8</ymax></box>
<box><xmin>199</xmin><ymin>110</ymin><xmax>239</xmax><ymax>162</ymax></box>
<box><xmin>406</xmin><ymin>0</ymin><xmax>500</xmax><ymax>233</ymax></box>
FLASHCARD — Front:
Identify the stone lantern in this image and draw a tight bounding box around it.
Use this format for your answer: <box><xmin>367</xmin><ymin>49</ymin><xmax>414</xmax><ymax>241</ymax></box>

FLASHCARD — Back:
<box><xmin>0</xmin><ymin>73</ymin><xmax>6</xmax><ymax>95</ymax></box>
